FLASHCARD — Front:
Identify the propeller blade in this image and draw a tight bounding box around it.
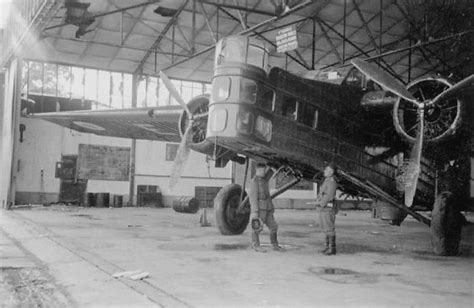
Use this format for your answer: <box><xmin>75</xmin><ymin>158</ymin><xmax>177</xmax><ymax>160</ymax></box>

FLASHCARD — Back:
<box><xmin>429</xmin><ymin>74</ymin><xmax>474</xmax><ymax>107</ymax></box>
<box><xmin>169</xmin><ymin>123</ymin><xmax>193</xmax><ymax>190</ymax></box>
<box><xmin>159</xmin><ymin>71</ymin><xmax>192</xmax><ymax>118</ymax></box>
<box><xmin>351</xmin><ymin>59</ymin><xmax>420</xmax><ymax>106</ymax></box>
<box><xmin>404</xmin><ymin>110</ymin><xmax>424</xmax><ymax>207</ymax></box>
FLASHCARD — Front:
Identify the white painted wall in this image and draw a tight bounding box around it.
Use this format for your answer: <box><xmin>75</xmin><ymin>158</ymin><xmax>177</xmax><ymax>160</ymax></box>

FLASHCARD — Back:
<box><xmin>16</xmin><ymin>117</ymin><xmax>233</xmax><ymax>204</ymax></box>
<box><xmin>134</xmin><ymin>140</ymin><xmax>231</xmax><ymax>196</ymax></box>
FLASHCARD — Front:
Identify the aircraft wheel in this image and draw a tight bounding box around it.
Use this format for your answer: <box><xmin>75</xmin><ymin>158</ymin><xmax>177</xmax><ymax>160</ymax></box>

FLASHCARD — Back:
<box><xmin>431</xmin><ymin>191</ymin><xmax>463</xmax><ymax>256</ymax></box>
<box><xmin>214</xmin><ymin>184</ymin><xmax>250</xmax><ymax>235</ymax></box>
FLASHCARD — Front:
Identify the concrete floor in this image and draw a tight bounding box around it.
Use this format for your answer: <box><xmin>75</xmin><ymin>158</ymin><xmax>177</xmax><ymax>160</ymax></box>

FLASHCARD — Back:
<box><xmin>1</xmin><ymin>205</ymin><xmax>473</xmax><ymax>307</ymax></box>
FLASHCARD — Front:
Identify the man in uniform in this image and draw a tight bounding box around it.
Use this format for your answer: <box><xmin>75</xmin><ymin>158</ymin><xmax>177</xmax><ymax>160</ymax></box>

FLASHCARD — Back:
<box><xmin>248</xmin><ymin>163</ymin><xmax>282</xmax><ymax>252</ymax></box>
<box><xmin>315</xmin><ymin>163</ymin><xmax>338</xmax><ymax>255</ymax></box>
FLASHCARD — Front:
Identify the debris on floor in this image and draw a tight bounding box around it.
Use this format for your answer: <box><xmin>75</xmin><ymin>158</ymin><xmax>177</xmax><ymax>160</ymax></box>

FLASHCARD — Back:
<box><xmin>112</xmin><ymin>270</ymin><xmax>150</xmax><ymax>280</ymax></box>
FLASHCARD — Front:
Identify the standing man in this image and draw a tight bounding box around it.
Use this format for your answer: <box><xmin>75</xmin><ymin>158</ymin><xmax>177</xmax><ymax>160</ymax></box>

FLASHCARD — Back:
<box><xmin>315</xmin><ymin>163</ymin><xmax>338</xmax><ymax>255</ymax></box>
<box><xmin>248</xmin><ymin>163</ymin><xmax>282</xmax><ymax>252</ymax></box>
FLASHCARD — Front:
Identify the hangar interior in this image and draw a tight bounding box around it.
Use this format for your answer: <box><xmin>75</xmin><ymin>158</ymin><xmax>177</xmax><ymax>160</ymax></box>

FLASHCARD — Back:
<box><xmin>1</xmin><ymin>0</ymin><xmax>473</xmax><ymax>210</ymax></box>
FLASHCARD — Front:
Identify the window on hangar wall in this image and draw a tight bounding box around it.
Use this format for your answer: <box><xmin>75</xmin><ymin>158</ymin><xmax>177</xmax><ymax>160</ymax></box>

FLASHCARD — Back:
<box><xmin>21</xmin><ymin>60</ymin><xmax>210</xmax><ymax>113</ymax></box>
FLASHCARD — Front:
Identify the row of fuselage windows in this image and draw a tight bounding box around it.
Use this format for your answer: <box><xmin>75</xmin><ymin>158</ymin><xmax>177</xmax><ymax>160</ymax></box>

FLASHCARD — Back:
<box><xmin>257</xmin><ymin>87</ymin><xmax>320</xmax><ymax>129</ymax></box>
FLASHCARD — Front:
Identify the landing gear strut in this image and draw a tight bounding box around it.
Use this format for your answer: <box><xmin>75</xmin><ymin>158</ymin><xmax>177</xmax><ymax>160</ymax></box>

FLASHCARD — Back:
<box><xmin>214</xmin><ymin>164</ymin><xmax>302</xmax><ymax>235</ymax></box>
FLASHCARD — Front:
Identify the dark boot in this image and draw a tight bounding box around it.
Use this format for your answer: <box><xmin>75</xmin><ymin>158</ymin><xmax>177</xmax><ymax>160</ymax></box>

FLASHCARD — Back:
<box><xmin>325</xmin><ymin>235</ymin><xmax>336</xmax><ymax>255</ymax></box>
<box><xmin>270</xmin><ymin>231</ymin><xmax>284</xmax><ymax>251</ymax></box>
<box><xmin>252</xmin><ymin>232</ymin><xmax>266</xmax><ymax>253</ymax></box>
<box><xmin>318</xmin><ymin>235</ymin><xmax>329</xmax><ymax>254</ymax></box>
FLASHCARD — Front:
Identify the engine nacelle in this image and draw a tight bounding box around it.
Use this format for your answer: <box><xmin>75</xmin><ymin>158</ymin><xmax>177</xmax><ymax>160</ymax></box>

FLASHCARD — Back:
<box><xmin>179</xmin><ymin>94</ymin><xmax>235</xmax><ymax>164</ymax></box>
<box><xmin>393</xmin><ymin>77</ymin><xmax>464</xmax><ymax>143</ymax></box>
<box><xmin>360</xmin><ymin>90</ymin><xmax>398</xmax><ymax>108</ymax></box>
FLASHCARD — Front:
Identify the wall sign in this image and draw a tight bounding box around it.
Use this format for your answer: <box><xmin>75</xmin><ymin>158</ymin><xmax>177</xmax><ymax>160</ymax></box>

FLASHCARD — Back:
<box><xmin>276</xmin><ymin>25</ymin><xmax>298</xmax><ymax>53</ymax></box>
<box><xmin>77</xmin><ymin>144</ymin><xmax>130</xmax><ymax>181</ymax></box>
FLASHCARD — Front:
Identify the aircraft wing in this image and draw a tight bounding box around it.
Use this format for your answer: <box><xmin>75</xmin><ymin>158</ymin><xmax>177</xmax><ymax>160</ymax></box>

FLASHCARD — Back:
<box><xmin>29</xmin><ymin>106</ymin><xmax>183</xmax><ymax>142</ymax></box>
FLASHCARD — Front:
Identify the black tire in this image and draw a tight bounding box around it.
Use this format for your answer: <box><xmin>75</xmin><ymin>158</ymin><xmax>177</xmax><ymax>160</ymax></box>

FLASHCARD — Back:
<box><xmin>214</xmin><ymin>184</ymin><xmax>250</xmax><ymax>235</ymax></box>
<box><xmin>431</xmin><ymin>191</ymin><xmax>463</xmax><ymax>256</ymax></box>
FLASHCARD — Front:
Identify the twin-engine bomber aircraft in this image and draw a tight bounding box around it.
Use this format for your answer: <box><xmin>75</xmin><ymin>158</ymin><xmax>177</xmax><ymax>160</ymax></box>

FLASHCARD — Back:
<box><xmin>32</xmin><ymin>35</ymin><xmax>473</xmax><ymax>254</ymax></box>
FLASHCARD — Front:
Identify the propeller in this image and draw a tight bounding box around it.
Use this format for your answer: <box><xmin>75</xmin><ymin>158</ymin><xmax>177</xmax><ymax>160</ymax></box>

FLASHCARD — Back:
<box><xmin>351</xmin><ymin>59</ymin><xmax>420</xmax><ymax>107</ymax></box>
<box><xmin>403</xmin><ymin>109</ymin><xmax>424</xmax><ymax>207</ymax></box>
<box><xmin>159</xmin><ymin>71</ymin><xmax>194</xmax><ymax>190</ymax></box>
<box><xmin>350</xmin><ymin>59</ymin><xmax>465</xmax><ymax>207</ymax></box>
<box><xmin>428</xmin><ymin>74</ymin><xmax>474</xmax><ymax>107</ymax></box>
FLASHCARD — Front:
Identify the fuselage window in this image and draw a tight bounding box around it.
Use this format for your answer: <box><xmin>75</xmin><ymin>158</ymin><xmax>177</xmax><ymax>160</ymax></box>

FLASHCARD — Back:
<box><xmin>240</xmin><ymin>77</ymin><xmax>257</xmax><ymax>104</ymax></box>
<box><xmin>301</xmin><ymin>103</ymin><xmax>317</xmax><ymax>127</ymax></box>
<box><xmin>260</xmin><ymin>86</ymin><xmax>275</xmax><ymax>111</ymax></box>
<box><xmin>313</xmin><ymin>109</ymin><xmax>319</xmax><ymax>129</ymax></box>
<box><xmin>281</xmin><ymin>96</ymin><xmax>298</xmax><ymax>120</ymax></box>
<box><xmin>212</xmin><ymin>76</ymin><xmax>231</xmax><ymax>101</ymax></box>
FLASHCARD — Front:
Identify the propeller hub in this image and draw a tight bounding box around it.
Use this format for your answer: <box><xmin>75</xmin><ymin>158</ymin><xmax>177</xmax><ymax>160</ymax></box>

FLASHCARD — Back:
<box><xmin>425</xmin><ymin>105</ymin><xmax>442</xmax><ymax>123</ymax></box>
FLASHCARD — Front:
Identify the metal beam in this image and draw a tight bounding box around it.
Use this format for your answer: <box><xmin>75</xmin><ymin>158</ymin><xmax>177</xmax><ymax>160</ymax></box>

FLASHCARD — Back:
<box><xmin>135</xmin><ymin>0</ymin><xmax>189</xmax><ymax>75</ymax></box>
<box><xmin>106</xmin><ymin>4</ymin><xmax>148</xmax><ymax>68</ymax></box>
<box><xmin>77</xmin><ymin>0</ymin><xmax>110</xmax><ymax>63</ymax></box>
<box><xmin>199</xmin><ymin>0</ymin><xmax>217</xmax><ymax>43</ymax></box>
<box><xmin>44</xmin><ymin>0</ymin><xmax>162</xmax><ymax>31</ymax></box>
<box><xmin>394</xmin><ymin>1</ymin><xmax>461</xmax><ymax>76</ymax></box>
<box><xmin>363</xmin><ymin>31</ymin><xmax>474</xmax><ymax>62</ymax></box>
<box><xmin>316</xmin><ymin>19</ymin><xmax>342</xmax><ymax>64</ymax></box>
<box><xmin>191</xmin><ymin>0</ymin><xmax>196</xmax><ymax>53</ymax></box>
<box><xmin>107</xmin><ymin>4</ymin><xmax>188</xmax><ymax>58</ymax></box>
<box><xmin>41</xmin><ymin>34</ymin><xmax>191</xmax><ymax>57</ymax></box>
<box><xmin>202</xmin><ymin>1</ymin><xmax>276</xmax><ymax>16</ymax></box>
<box><xmin>175</xmin><ymin>23</ymin><xmax>193</xmax><ymax>52</ymax></box>
<box><xmin>217</xmin><ymin>6</ymin><xmax>311</xmax><ymax>70</ymax></box>
<box><xmin>233</xmin><ymin>0</ymin><xmax>248</xmax><ymax>30</ymax></box>
<box><xmin>315</xmin><ymin>17</ymin><xmax>403</xmax><ymax>83</ymax></box>
<box><xmin>353</xmin><ymin>0</ymin><xmax>380</xmax><ymax>53</ymax></box>
<box><xmin>186</xmin><ymin>0</ymin><xmax>263</xmax><ymax>75</ymax></box>
<box><xmin>311</xmin><ymin>2</ymin><xmax>392</xmax><ymax>66</ymax></box>
<box><xmin>162</xmin><ymin>0</ymin><xmax>315</xmax><ymax>71</ymax></box>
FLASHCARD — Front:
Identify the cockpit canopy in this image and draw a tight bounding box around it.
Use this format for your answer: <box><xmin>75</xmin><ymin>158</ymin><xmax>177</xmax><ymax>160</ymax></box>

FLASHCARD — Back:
<box><xmin>342</xmin><ymin>67</ymin><xmax>382</xmax><ymax>91</ymax></box>
<box><xmin>215</xmin><ymin>36</ymin><xmax>270</xmax><ymax>73</ymax></box>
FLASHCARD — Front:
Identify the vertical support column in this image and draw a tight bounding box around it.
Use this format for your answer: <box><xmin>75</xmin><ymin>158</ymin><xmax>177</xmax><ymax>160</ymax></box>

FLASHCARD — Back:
<box><xmin>408</xmin><ymin>37</ymin><xmax>412</xmax><ymax>83</ymax></box>
<box><xmin>128</xmin><ymin>74</ymin><xmax>138</xmax><ymax>206</ymax></box>
<box><xmin>342</xmin><ymin>0</ymin><xmax>346</xmax><ymax>63</ymax></box>
<box><xmin>191</xmin><ymin>0</ymin><xmax>196</xmax><ymax>53</ymax></box>
<box><xmin>172</xmin><ymin>22</ymin><xmax>175</xmax><ymax>64</ymax></box>
<box><xmin>312</xmin><ymin>18</ymin><xmax>316</xmax><ymax>70</ymax></box>
<box><xmin>216</xmin><ymin>6</ymin><xmax>219</xmax><ymax>42</ymax></box>
<box><xmin>120</xmin><ymin>11</ymin><xmax>124</xmax><ymax>45</ymax></box>
<box><xmin>109</xmin><ymin>73</ymin><xmax>113</xmax><ymax>108</ymax></box>
<box><xmin>8</xmin><ymin>59</ymin><xmax>22</xmax><ymax>208</ymax></box>
<box><xmin>379</xmin><ymin>0</ymin><xmax>383</xmax><ymax>66</ymax></box>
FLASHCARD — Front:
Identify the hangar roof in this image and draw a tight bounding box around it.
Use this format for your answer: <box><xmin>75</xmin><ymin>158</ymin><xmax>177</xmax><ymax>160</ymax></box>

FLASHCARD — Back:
<box><xmin>7</xmin><ymin>0</ymin><xmax>474</xmax><ymax>83</ymax></box>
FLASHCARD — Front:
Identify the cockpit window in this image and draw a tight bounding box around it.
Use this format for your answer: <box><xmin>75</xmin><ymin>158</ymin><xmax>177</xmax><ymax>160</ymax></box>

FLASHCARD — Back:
<box><xmin>217</xmin><ymin>38</ymin><xmax>246</xmax><ymax>66</ymax></box>
<box><xmin>215</xmin><ymin>37</ymin><xmax>269</xmax><ymax>72</ymax></box>
<box><xmin>247</xmin><ymin>44</ymin><xmax>267</xmax><ymax>70</ymax></box>
<box><xmin>343</xmin><ymin>68</ymin><xmax>364</xmax><ymax>87</ymax></box>
<box><xmin>240</xmin><ymin>77</ymin><xmax>257</xmax><ymax>104</ymax></box>
<box><xmin>212</xmin><ymin>77</ymin><xmax>231</xmax><ymax>101</ymax></box>
<box><xmin>342</xmin><ymin>67</ymin><xmax>382</xmax><ymax>91</ymax></box>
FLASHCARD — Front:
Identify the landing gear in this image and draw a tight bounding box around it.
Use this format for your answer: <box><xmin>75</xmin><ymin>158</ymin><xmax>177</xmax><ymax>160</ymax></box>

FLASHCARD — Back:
<box><xmin>214</xmin><ymin>184</ymin><xmax>250</xmax><ymax>235</ymax></box>
<box><xmin>214</xmin><ymin>164</ymin><xmax>302</xmax><ymax>235</ymax></box>
<box><xmin>431</xmin><ymin>191</ymin><xmax>463</xmax><ymax>256</ymax></box>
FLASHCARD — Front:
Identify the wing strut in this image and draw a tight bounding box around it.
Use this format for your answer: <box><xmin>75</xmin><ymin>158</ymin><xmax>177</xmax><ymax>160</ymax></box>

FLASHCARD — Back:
<box><xmin>338</xmin><ymin>170</ymin><xmax>431</xmax><ymax>226</ymax></box>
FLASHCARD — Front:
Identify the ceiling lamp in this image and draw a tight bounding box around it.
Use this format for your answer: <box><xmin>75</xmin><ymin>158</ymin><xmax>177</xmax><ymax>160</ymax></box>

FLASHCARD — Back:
<box><xmin>64</xmin><ymin>0</ymin><xmax>95</xmax><ymax>38</ymax></box>
<box><xmin>153</xmin><ymin>6</ymin><xmax>179</xmax><ymax>17</ymax></box>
